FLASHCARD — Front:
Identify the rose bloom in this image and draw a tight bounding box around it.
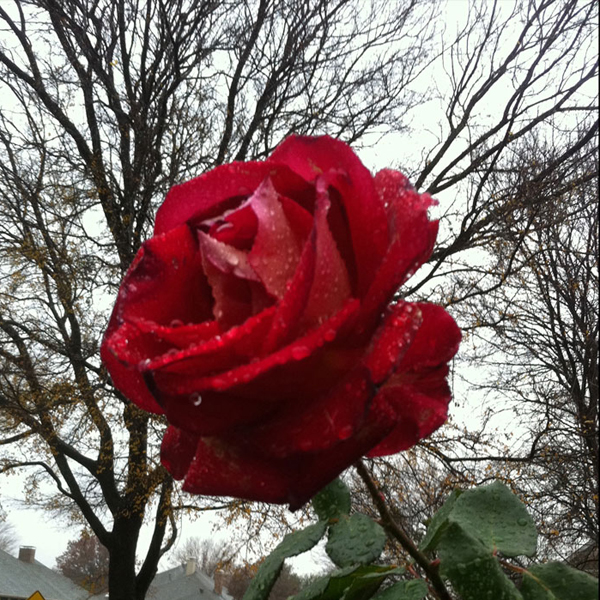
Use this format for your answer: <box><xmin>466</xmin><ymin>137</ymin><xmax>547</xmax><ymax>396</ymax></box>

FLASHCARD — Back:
<box><xmin>102</xmin><ymin>136</ymin><xmax>461</xmax><ymax>509</ymax></box>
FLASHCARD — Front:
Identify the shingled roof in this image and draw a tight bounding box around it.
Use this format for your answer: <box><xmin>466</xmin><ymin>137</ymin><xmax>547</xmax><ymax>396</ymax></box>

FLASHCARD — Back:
<box><xmin>147</xmin><ymin>560</ymin><xmax>232</xmax><ymax>600</ymax></box>
<box><xmin>0</xmin><ymin>546</ymin><xmax>89</xmax><ymax>600</ymax></box>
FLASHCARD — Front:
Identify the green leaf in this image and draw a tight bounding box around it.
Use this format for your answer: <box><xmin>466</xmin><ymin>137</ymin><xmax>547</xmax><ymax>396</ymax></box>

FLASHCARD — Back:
<box><xmin>325</xmin><ymin>513</ymin><xmax>387</xmax><ymax>568</ymax></box>
<box><xmin>312</xmin><ymin>478</ymin><xmax>352</xmax><ymax>521</ymax></box>
<box><xmin>290</xmin><ymin>565</ymin><xmax>404</xmax><ymax>600</ymax></box>
<box><xmin>242</xmin><ymin>521</ymin><xmax>328</xmax><ymax>600</ymax></box>
<box><xmin>421</xmin><ymin>482</ymin><xmax>537</xmax><ymax>558</ymax></box>
<box><xmin>420</xmin><ymin>489</ymin><xmax>462</xmax><ymax>552</ymax></box>
<box><xmin>521</xmin><ymin>562</ymin><xmax>599</xmax><ymax>600</ymax></box>
<box><xmin>372</xmin><ymin>579</ymin><xmax>429</xmax><ymax>600</ymax></box>
<box><xmin>437</xmin><ymin>522</ymin><xmax>523</xmax><ymax>600</ymax></box>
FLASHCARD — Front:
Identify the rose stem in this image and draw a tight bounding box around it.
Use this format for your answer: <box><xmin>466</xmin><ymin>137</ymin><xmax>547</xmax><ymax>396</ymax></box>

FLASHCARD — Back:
<box><xmin>355</xmin><ymin>459</ymin><xmax>451</xmax><ymax>600</ymax></box>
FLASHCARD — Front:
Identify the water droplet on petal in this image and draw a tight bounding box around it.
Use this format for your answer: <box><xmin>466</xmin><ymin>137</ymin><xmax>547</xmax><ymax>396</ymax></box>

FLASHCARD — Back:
<box><xmin>324</xmin><ymin>329</ymin><xmax>336</xmax><ymax>342</ymax></box>
<box><xmin>337</xmin><ymin>425</ymin><xmax>353</xmax><ymax>440</ymax></box>
<box><xmin>291</xmin><ymin>346</ymin><xmax>311</xmax><ymax>360</ymax></box>
<box><xmin>191</xmin><ymin>393</ymin><xmax>202</xmax><ymax>406</ymax></box>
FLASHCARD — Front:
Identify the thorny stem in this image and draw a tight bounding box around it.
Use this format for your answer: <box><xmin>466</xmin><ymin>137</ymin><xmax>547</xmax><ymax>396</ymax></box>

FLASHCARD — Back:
<box><xmin>355</xmin><ymin>459</ymin><xmax>452</xmax><ymax>600</ymax></box>
<box><xmin>499</xmin><ymin>558</ymin><xmax>527</xmax><ymax>574</ymax></box>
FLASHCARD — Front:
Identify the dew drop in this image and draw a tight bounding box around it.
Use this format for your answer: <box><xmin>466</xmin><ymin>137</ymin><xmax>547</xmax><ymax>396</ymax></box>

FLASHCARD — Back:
<box><xmin>324</xmin><ymin>329</ymin><xmax>336</xmax><ymax>342</ymax></box>
<box><xmin>191</xmin><ymin>393</ymin><xmax>202</xmax><ymax>406</ymax></box>
<box><xmin>337</xmin><ymin>425</ymin><xmax>352</xmax><ymax>440</ymax></box>
<box><xmin>291</xmin><ymin>346</ymin><xmax>311</xmax><ymax>360</ymax></box>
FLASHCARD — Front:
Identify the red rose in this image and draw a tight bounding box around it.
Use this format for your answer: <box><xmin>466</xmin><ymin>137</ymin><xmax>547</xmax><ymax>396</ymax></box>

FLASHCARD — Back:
<box><xmin>101</xmin><ymin>135</ymin><xmax>461</xmax><ymax>509</ymax></box>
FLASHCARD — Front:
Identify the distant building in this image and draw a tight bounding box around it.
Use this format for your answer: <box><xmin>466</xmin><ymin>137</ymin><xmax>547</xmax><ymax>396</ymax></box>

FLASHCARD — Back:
<box><xmin>146</xmin><ymin>559</ymin><xmax>232</xmax><ymax>600</ymax></box>
<box><xmin>0</xmin><ymin>547</ymin><xmax>233</xmax><ymax>600</ymax></box>
<box><xmin>0</xmin><ymin>546</ymin><xmax>89</xmax><ymax>600</ymax></box>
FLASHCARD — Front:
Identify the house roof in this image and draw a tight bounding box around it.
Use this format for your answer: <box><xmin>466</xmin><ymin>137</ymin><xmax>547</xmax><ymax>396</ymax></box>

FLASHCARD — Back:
<box><xmin>0</xmin><ymin>548</ymin><xmax>89</xmax><ymax>600</ymax></box>
<box><xmin>147</xmin><ymin>563</ymin><xmax>231</xmax><ymax>600</ymax></box>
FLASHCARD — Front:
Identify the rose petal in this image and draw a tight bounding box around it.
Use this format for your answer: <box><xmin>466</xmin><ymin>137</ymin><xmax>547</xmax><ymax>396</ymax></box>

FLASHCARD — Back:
<box><xmin>363</xmin><ymin>302</ymin><xmax>423</xmax><ymax>384</ymax></box>
<box><xmin>261</xmin><ymin>188</ymin><xmax>353</xmax><ymax>352</ymax></box>
<box><xmin>130</xmin><ymin>319</ymin><xmax>221</xmax><ymax>349</ymax></box>
<box><xmin>261</xmin><ymin>227</ymin><xmax>317</xmax><ymax>353</ymax></box>
<box><xmin>199</xmin><ymin>232</ymin><xmax>272</xmax><ymax>328</ymax></box>
<box><xmin>160</xmin><ymin>388</ymin><xmax>280</xmax><ymax>436</ymax></box>
<box><xmin>300</xmin><ymin>184</ymin><xmax>352</xmax><ymax>329</ymax></box>
<box><xmin>142</xmin><ymin>305</ymin><xmax>276</xmax><ymax>375</ymax></box>
<box><xmin>248</xmin><ymin>366</ymin><xmax>374</xmax><ymax>458</ymax></box>
<box><xmin>285</xmin><ymin>397</ymin><xmax>396</xmax><ymax>509</ymax></box>
<box><xmin>155</xmin><ymin>162</ymin><xmax>313</xmax><ymax>235</ymax></box>
<box><xmin>150</xmin><ymin>299</ymin><xmax>360</xmax><ymax>396</ymax></box>
<box><xmin>248</xmin><ymin>178</ymin><xmax>302</xmax><ymax>299</ymax></box>
<box><xmin>249</xmin><ymin>302</ymin><xmax>422</xmax><ymax>459</ymax></box>
<box><xmin>366</xmin><ymin>374</ymin><xmax>451</xmax><ymax>457</ymax></box>
<box><xmin>366</xmin><ymin>303</ymin><xmax>461</xmax><ymax>457</ymax></box>
<box><xmin>163</xmin><ymin>398</ymin><xmax>396</xmax><ymax>508</ymax></box>
<box><xmin>270</xmin><ymin>136</ymin><xmax>389</xmax><ymax>295</ymax></box>
<box><xmin>398</xmin><ymin>303</ymin><xmax>462</xmax><ymax>371</ymax></box>
<box><xmin>161</xmin><ymin>425</ymin><xmax>197</xmax><ymax>480</ymax></box>
<box><xmin>279</xmin><ymin>195</ymin><xmax>314</xmax><ymax>246</ymax></box>
<box><xmin>101</xmin><ymin>223</ymin><xmax>212</xmax><ymax>414</ymax></box>
<box><xmin>356</xmin><ymin>170</ymin><xmax>438</xmax><ymax>334</ymax></box>
<box><xmin>101</xmin><ymin>324</ymin><xmax>164</xmax><ymax>414</ymax></box>
<box><xmin>179</xmin><ymin>436</ymin><xmax>292</xmax><ymax>504</ymax></box>
<box><xmin>118</xmin><ymin>224</ymin><xmax>213</xmax><ymax>327</ymax></box>
<box><xmin>198</xmin><ymin>231</ymin><xmax>259</xmax><ymax>282</ymax></box>
<box><xmin>208</xmin><ymin>202</ymin><xmax>258</xmax><ymax>249</ymax></box>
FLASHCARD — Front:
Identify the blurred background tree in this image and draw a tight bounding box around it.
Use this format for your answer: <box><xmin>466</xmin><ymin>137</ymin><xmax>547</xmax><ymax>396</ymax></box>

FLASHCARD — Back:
<box><xmin>0</xmin><ymin>520</ymin><xmax>18</xmax><ymax>553</ymax></box>
<box><xmin>56</xmin><ymin>529</ymin><xmax>110</xmax><ymax>593</ymax></box>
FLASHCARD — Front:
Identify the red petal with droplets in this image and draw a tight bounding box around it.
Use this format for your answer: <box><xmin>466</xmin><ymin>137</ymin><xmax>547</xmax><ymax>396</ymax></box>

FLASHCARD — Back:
<box><xmin>118</xmin><ymin>224</ymin><xmax>213</xmax><ymax>327</ymax></box>
<box><xmin>356</xmin><ymin>170</ymin><xmax>438</xmax><ymax>334</ymax></box>
<box><xmin>249</xmin><ymin>302</ymin><xmax>421</xmax><ymax>458</ymax></box>
<box><xmin>141</xmin><ymin>306</ymin><xmax>276</xmax><ymax>375</ymax></box>
<box><xmin>366</xmin><ymin>303</ymin><xmax>461</xmax><ymax>457</ymax></box>
<box><xmin>199</xmin><ymin>232</ymin><xmax>272</xmax><ymax>329</ymax></box>
<box><xmin>161</xmin><ymin>425</ymin><xmax>197</xmax><ymax>480</ymax></box>
<box><xmin>285</xmin><ymin>396</ymin><xmax>396</xmax><ymax>509</ymax></box>
<box><xmin>209</xmin><ymin>202</ymin><xmax>258</xmax><ymax>249</ymax></box>
<box><xmin>248</xmin><ymin>366</ymin><xmax>374</xmax><ymax>458</ymax></box>
<box><xmin>261</xmin><ymin>227</ymin><xmax>317</xmax><ymax>353</ymax></box>
<box><xmin>101</xmin><ymin>223</ymin><xmax>213</xmax><ymax>414</ymax></box>
<box><xmin>398</xmin><ymin>303</ymin><xmax>462</xmax><ymax>371</ymax></box>
<box><xmin>150</xmin><ymin>299</ymin><xmax>360</xmax><ymax>397</ymax></box>
<box><xmin>155</xmin><ymin>163</ymin><xmax>313</xmax><ymax>235</ymax></box>
<box><xmin>366</xmin><ymin>374</ymin><xmax>451</xmax><ymax>457</ymax></box>
<box><xmin>130</xmin><ymin>319</ymin><xmax>221</xmax><ymax>349</ymax></box>
<box><xmin>160</xmin><ymin>387</ymin><xmax>281</xmax><ymax>436</ymax></box>
<box><xmin>101</xmin><ymin>327</ymin><xmax>164</xmax><ymax>414</ymax></box>
<box><xmin>300</xmin><ymin>183</ymin><xmax>352</xmax><ymax>329</ymax></box>
<box><xmin>270</xmin><ymin>136</ymin><xmax>389</xmax><ymax>295</ymax></box>
<box><xmin>248</xmin><ymin>179</ymin><xmax>301</xmax><ymax>299</ymax></box>
<box><xmin>363</xmin><ymin>302</ymin><xmax>423</xmax><ymax>384</ymax></box>
<box><xmin>163</xmin><ymin>392</ymin><xmax>396</xmax><ymax>508</ymax></box>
